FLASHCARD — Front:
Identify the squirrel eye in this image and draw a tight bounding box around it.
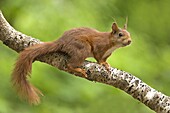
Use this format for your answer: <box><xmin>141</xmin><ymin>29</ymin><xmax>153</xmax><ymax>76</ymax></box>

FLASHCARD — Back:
<box><xmin>118</xmin><ymin>32</ymin><xmax>123</xmax><ymax>37</ymax></box>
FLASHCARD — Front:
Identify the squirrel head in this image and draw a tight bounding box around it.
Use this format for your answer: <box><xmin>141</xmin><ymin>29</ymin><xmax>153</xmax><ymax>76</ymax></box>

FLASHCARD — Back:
<box><xmin>111</xmin><ymin>21</ymin><xmax>131</xmax><ymax>47</ymax></box>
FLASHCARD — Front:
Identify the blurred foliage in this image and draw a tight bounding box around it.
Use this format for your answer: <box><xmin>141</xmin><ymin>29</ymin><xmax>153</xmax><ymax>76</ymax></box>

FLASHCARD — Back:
<box><xmin>0</xmin><ymin>0</ymin><xmax>170</xmax><ymax>113</ymax></box>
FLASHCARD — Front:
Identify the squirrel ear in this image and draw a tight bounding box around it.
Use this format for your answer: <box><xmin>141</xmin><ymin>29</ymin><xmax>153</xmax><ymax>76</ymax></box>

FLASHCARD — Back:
<box><xmin>112</xmin><ymin>22</ymin><xmax>119</xmax><ymax>33</ymax></box>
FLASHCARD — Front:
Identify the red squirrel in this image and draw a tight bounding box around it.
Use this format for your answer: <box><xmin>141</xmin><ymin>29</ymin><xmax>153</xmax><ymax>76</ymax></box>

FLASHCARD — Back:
<box><xmin>12</xmin><ymin>22</ymin><xmax>131</xmax><ymax>104</ymax></box>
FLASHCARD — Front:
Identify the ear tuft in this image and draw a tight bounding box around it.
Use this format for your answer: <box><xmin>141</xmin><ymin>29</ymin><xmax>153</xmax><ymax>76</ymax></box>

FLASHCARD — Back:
<box><xmin>112</xmin><ymin>22</ymin><xmax>119</xmax><ymax>33</ymax></box>
<box><xmin>124</xmin><ymin>17</ymin><xmax>128</xmax><ymax>30</ymax></box>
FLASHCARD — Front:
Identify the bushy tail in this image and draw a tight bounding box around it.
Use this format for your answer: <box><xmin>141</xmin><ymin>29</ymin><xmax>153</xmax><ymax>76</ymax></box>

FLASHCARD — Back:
<box><xmin>11</xmin><ymin>42</ymin><xmax>60</xmax><ymax>105</ymax></box>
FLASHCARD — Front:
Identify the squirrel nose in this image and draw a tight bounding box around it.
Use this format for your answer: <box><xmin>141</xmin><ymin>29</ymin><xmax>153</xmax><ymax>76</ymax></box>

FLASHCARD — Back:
<box><xmin>127</xmin><ymin>40</ymin><xmax>131</xmax><ymax>45</ymax></box>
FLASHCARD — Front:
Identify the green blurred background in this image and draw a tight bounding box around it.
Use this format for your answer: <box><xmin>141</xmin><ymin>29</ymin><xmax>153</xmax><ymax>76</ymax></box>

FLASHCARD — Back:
<box><xmin>0</xmin><ymin>0</ymin><xmax>170</xmax><ymax>113</ymax></box>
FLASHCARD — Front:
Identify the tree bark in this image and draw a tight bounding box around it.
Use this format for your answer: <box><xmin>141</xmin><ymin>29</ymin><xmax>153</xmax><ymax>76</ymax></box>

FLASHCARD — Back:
<box><xmin>0</xmin><ymin>11</ymin><xmax>169</xmax><ymax>113</ymax></box>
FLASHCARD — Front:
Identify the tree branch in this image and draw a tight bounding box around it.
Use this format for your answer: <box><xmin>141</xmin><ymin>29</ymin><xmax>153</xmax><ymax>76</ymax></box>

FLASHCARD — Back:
<box><xmin>0</xmin><ymin>11</ymin><xmax>169</xmax><ymax>113</ymax></box>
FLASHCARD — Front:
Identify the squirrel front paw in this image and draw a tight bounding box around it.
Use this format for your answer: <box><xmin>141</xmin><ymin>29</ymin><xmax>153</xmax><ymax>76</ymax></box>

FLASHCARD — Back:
<box><xmin>99</xmin><ymin>62</ymin><xmax>111</xmax><ymax>71</ymax></box>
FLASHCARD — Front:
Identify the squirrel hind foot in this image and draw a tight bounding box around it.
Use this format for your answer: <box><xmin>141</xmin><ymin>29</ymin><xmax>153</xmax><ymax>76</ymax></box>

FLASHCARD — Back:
<box><xmin>66</xmin><ymin>64</ymin><xmax>87</xmax><ymax>78</ymax></box>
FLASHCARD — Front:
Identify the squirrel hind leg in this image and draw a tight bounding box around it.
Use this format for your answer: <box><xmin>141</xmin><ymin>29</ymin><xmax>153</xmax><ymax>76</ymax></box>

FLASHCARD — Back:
<box><xmin>64</xmin><ymin>43</ymin><xmax>91</xmax><ymax>78</ymax></box>
<box><xmin>66</xmin><ymin>56</ymin><xmax>87</xmax><ymax>78</ymax></box>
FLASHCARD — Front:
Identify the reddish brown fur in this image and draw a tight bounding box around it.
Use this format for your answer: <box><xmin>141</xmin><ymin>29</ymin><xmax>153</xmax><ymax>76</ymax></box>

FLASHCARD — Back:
<box><xmin>12</xmin><ymin>23</ymin><xmax>131</xmax><ymax>104</ymax></box>
<box><xmin>12</xmin><ymin>42</ymin><xmax>61</xmax><ymax>104</ymax></box>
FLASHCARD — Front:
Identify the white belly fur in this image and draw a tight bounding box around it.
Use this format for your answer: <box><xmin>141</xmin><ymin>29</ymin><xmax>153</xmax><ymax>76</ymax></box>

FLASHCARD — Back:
<box><xmin>102</xmin><ymin>46</ymin><xmax>120</xmax><ymax>59</ymax></box>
